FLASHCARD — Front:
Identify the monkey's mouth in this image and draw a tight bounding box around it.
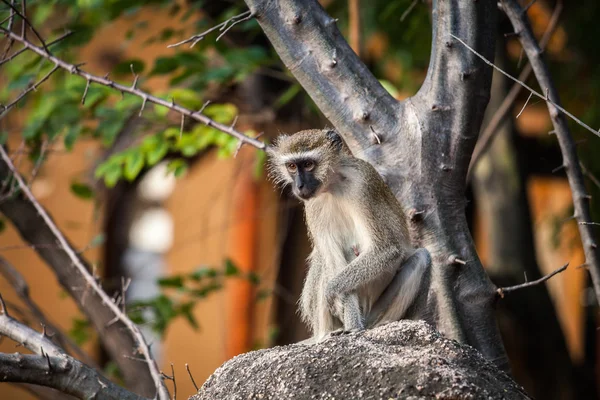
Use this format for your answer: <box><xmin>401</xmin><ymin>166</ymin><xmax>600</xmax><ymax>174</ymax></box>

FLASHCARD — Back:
<box><xmin>295</xmin><ymin>187</ymin><xmax>317</xmax><ymax>199</ymax></box>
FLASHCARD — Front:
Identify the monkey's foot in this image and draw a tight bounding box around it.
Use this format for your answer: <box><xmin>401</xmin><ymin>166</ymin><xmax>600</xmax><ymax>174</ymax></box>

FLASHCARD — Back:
<box><xmin>327</xmin><ymin>328</ymin><xmax>362</xmax><ymax>338</ymax></box>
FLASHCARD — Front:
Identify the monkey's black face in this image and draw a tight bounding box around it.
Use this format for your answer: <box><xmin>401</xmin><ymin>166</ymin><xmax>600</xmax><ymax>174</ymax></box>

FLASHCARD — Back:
<box><xmin>286</xmin><ymin>159</ymin><xmax>321</xmax><ymax>200</ymax></box>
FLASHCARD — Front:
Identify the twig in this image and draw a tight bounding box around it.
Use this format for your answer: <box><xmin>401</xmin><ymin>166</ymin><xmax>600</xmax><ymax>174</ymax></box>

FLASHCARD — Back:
<box><xmin>400</xmin><ymin>0</ymin><xmax>419</xmax><ymax>22</ymax></box>
<box><xmin>502</xmin><ymin>0</ymin><xmax>600</xmax><ymax>305</ymax></box>
<box><xmin>515</xmin><ymin>91</ymin><xmax>533</xmax><ymax>119</ymax></box>
<box><xmin>450</xmin><ymin>33</ymin><xmax>599</xmax><ymax>140</ymax></box>
<box><xmin>0</xmin><ymin>30</ymin><xmax>73</xmax><ymax>67</ymax></box>
<box><xmin>581</xmin><ymin>162</ymin><xmax>600</xmax><ymax>190</ymax></box>
<box><xmin>0</xmin><ymin>27</ymin><xmax>266</xmax><ymax>151</ymax></box>
<box><xmin>185</xmin><ymin>364</ymin><xmax>199</xmax><ymax>392</ymax></box>
<box><xmin>168</xmin><ymin>10</ymin><xmax>253</xmax><ymax>48</ymax></box>
<box><xmin>0</xmin><ymin>257</ymin><xmax>97</xmax><ymax>367</ymax></box>
<box><xmin>467</xmin><ymin>0</ymin><xmax>562</xmax><ymax>180</ymax></box>
<box><xmin>497</xmin><ymin>262</ymin><xmax>568</xmax><ymax>297</ymax></box>
<box><xmin>0</xmin><ymin>65</ymin><xmax>59</xmax><ymax>117</ymax></box>
<box><xmin>0</xmin><ymin>146</ymin><xmax>170</xmax><ymax>400</ymax></box>
<box><xmin>1</xmin><ymin>0</ymin><xmax>51</xmax><ymax>55</ymax></box>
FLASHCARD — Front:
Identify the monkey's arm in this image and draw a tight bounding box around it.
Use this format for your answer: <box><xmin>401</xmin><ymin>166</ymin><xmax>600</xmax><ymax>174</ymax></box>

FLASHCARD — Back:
<box><xmin>299</xmin><ymin>250</ymin><xmax>324</xmax><ymax>335</ymax></box>
<box><xmin>366</xmin><ymin>248</ymin><xmax>431</xmax><ymax>326</ymax></box>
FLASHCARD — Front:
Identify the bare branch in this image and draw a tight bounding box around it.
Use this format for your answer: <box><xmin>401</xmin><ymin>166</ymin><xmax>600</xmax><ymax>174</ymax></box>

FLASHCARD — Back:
<box><xmin>0</xmin><ymin>148</ymin><xmax>170</xmax><ymax>400</ymax></box>
<box><xmin>0</xmin><ymin>257</ymin><xmax>97</xmax><ymax>367</ymax></box>
<box><xmin>450</xmin><ymin>33</ymin><xmax>600</xmax><ymax>140</ymax></box>
<box><xmin>501</xmin><ymin>0</ymin><xmax>600</xmax><ymax>305</ymax></box>
<box><xmin>468</xmin><ymin>1</ymin><xmax>563</xmax><ymax>180</ymax></box>
<box><xmin>0</xmin><ymin>65</ymin><xmax>59</xmax><ymax>117</ymax></box>
<box><xmin>0</xmin><ymin>30</ymin><xmax>73</xmax><ymax>67</ymax></box>
<box><xmin>0</xmin><ymin>353</ymin><xmax>144</xmax><ymax>399</ymax></box>
<box><xmin>185</xmin><ymin>364</ymin><xmax>199</xmax><ymax>392</ymax></box>
<box><xmin>400</xmin><ymin>0</ymin><xmax>419</xmax><ymax>23</ymax></box>
<box><xmin>168</xmin><ymin>11</ymin><xmax>253</xmax><ymax>48</ymax></box>
<box><xmin>497</xmin><ymin>263</ymin><xmax>568</xmax><ymax>297</ymax></box>
<box><xmin>1</xmin><ymin>0</ymin><xmax>51</xmax><ymax>55</ymax></box>
<box><xmin>0</xmin><ymin>28</ymin><xmax>265</xmax><ymax>151</ymax></box>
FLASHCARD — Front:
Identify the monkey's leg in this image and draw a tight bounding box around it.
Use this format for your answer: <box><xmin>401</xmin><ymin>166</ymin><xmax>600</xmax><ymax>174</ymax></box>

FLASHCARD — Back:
<box><xmin>325</xmin><ymin>248</ymin><xmax>404</xmax><ymax>331</ymax></box>
<box><xmin>365</xmin><ymin>248</ymin><xmax>431</xmax><ymax>327</ymax></box>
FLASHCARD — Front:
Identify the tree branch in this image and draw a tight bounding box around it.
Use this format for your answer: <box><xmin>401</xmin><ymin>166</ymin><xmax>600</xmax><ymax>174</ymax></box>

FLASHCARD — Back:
<box><xmin>0</xmin><ymin>27</ymin><xmax>265</xmax><ymax>151</ymax></box>
<box><xmin>0</xmin><ymin>354</ymin><xmax>143</xmax><ymax>399</ymax></box>
<box><xmin>496</xmin><ymin>263</ymin><xmax>568</xmax><ymax>297</ymax></box>
<box><xmin>467</xmin><ymin>0</ymin><xmax>563</xmax><ymax>181</ymax></box>
<box><xmin>500</xmin><ymin>0</ymin><xmax>600</xmax><ymax>307</ymax></box>
<box><xmin>0</xmin><ymin>257</ymin><xmax>97</xmax><ymax>367</ymax></box>
<box><xmin>243</xmin><ymin>0</ymin><xmax>399</xmax><ymax>151</ymax></box>
<box><xmin>0</xmin><ymin>147</ymin><xmax>169</xmax><ymax>400</ymax></box>
<box><xmin>0</xmin><ymin>296</ymin><xmax>143</xmax><ymax>399</ymax></box>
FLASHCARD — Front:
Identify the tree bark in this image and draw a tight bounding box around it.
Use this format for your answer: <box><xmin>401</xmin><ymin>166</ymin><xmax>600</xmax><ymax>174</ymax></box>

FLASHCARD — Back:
<box><xmin>244</xmin><ymin>0</ymin><xmax>507</xmax><ymax>368</ymax></box>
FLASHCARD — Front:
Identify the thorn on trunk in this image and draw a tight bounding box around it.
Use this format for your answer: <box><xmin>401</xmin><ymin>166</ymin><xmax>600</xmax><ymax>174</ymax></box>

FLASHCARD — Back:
<box><xmin>449</xmin><ymin>255</ymin><xmax>466</xmax><ymax>265</ymax></box>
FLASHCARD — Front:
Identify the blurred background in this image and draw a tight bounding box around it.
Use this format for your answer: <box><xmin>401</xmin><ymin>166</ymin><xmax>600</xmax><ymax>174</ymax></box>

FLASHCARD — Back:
<box><xmin>0</xmin><ymin>0</ymin><xmax>599</xmax><ymax>399</ymax></box>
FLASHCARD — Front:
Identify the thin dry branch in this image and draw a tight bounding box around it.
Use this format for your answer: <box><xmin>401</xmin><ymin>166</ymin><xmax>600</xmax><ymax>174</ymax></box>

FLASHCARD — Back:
<box><xmin>1</xmin><ymin>0</ymin><xmax>51</xmax><ymax>55</ymax></box>
<box><xmin>450</xmin><ymin>34</ymin><xmax>598</xmax><ymax>139</ymax></box>
<box><xmin>0</xmin><ymin>353</ymin><xmax>143</xmax><ymax>399</ymax></box>
<box><xmin>0</xmin><ymin>30</ymin><xmax>73</xmax><ymax>67</ymax></box>
<box><xmin>0</xmin><ymin>64</ymin><xmax>59</xmax><ymax>117</ymax></box>
<box><xmin>168</xmin><ymin>10</ymin><xmax>254</xmax><ymax>48</ymax></box>
<box><xmin>501</xmin><ymin>0</ymin><xmax>600</xmax><ymax>305</ymax></box>
<box><xmin>497</xmin><ymin>263</ymin><xmax>568</xmax><ymax>297</ymax></box>
<box><xmin>0</xmin><ymin>27</ymin><xmax>265</xmax><ymax>151</ymax></box>
<box><xmin>0</xmin><ymin>257</ymin><xmax>97</xmax><ymax>367</ymax></box>
<box><xmin>467</xmin><ymin>0</ymin><xmax>563</xmax><ymax>180</ymax></box>
<box><xmin>0</xmin><ymin>146</ymin><xmax>170</xmax><ymax>400</ymax></box>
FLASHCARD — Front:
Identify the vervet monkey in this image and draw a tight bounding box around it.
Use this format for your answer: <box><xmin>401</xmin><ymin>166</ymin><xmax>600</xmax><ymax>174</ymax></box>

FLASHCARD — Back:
<box><xmin>269</xmin><ymin>129</ymin><xmax>431</xmax><ymax>341</ymax></box>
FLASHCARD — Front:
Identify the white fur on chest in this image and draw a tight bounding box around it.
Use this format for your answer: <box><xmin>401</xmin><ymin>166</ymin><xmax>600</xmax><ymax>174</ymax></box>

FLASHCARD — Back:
<box><xmin>309</xmin><ymin>193</ymin><xmax>371</xmax><ymax>272</ymax></box>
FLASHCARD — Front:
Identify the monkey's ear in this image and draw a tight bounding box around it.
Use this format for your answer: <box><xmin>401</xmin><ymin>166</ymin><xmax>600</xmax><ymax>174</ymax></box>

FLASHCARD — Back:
<box><xmin>325</xmin><ymin>129</ymin><xmax>343</xmax><ymax>150</ymax></box>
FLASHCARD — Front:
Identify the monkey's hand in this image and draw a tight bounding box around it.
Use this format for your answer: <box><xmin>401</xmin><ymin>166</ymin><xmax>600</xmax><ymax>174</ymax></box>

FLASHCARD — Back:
<box><xmin>325</xmin><ymin>282</ymin><xmax>365</xmax><ymax>332</ymax></box>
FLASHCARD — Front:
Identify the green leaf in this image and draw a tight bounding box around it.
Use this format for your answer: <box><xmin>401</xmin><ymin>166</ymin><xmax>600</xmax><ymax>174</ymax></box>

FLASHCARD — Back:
<box><xmin>167</xmin><ymin>159</ymin><xmax>187</xmax><ymax>178</ymax></box>
<box><xmin>254</xmin><ymin>148</ymin><xmax>267</xmax><ymax>179</ymax></box>
<box><xmin>123</xmin><ymin>151</ymin><xmax>144</xmax><ymax>181</ymax></box>
<box><xmin>178</xmin><ymin>301</ymin><xmax>199</xmax><ymax>330</ymax></box>
<box><xmin>158</xmin><ymin>276</ymin><xmax>184</xmax><ymax>288</ymax></box>
<box><xmin>274</xmin><ymin>83</ymin><xmax>300</xmax><ymax>109</ymax></box>
<box><xmin>64</xmin><ymin>126</ymin><xmax>81</xmax><ymax>151</ymax></box>
<box><xmin>224</xmin><ymin>259</ymin><xmax>239</xmax><ymax>276</ymax></box>
<box><xmin>69</xmin><ymin>317</ymin><xmax>92</xmax><ymax>346</ymax></box>
<box><xmin>150</xmin><ymin>56</ymin><xmax>179</xmax><ymax>75</ymax></box>
<box><xmin>143</xmin><ymin>136</ymin><xmax>170</xmax><ymax>166</ymax></box>
<box><xmin>247</xmin><ymin>271</ymin><xmax>261</xmax><ymax>286</ymax></box>
<box><xmin>190</xmin><ymin>266</ymin><xmax>218</xmax><ymax>281</ymax></box>
<box><xmin>0</xmin><ymin>132</ymin><xmax>7</xmax><ymax>145</ymax></box>
<box><xmin>113</xmin><ymin>59</ymin><xmax>145</xmax><ymax>76</ymax></box>
<box><xmin>256</xmin><ymin>289</ymin><xmax>272</xmax><ymax>302</ymax></box>
<box><xmin>103</xmin><ymin>164</ymin><xmax>123</xmax><ymax>188</ymax></box>
<box><xmin>70</xmin><ymin>182</ymin><xmax>94</xmax><ymax>200</ymax></box>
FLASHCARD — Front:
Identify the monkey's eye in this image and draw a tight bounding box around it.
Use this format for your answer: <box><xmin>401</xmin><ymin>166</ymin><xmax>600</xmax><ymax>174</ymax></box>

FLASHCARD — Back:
<box><xmin>286</xmin><ymin>163</ymin><xmax>297</xmax><ymax>172</ymax></box>
<box><xmin>304</xmin><ymin>161</ymin><xmax>315</xmax><ymax>171</ymax></box>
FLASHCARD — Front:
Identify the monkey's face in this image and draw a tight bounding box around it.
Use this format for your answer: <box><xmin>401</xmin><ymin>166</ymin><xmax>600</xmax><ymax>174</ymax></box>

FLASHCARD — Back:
<box><xmin>285</xmin><ymin>158</ymin><xmax>322</xmax><ymax>200</ymax></box>
<box><xmin>268</xmin><ymin>129</ymin><xmax>348</xmax><ymax>200</ymax></box>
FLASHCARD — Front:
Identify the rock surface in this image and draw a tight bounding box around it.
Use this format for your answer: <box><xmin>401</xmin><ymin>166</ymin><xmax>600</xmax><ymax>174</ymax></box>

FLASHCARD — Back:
<box><xmin>190</xmin><ymin>320</ymin><xmax>529</xmax><ymax>400</ymax></box>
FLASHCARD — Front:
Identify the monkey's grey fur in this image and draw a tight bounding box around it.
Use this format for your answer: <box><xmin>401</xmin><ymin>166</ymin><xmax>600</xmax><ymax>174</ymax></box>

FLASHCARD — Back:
<box><xmin>269</xmin><ymin>128</ymin><xmax>431</xmax><ymax>341</ymax></box>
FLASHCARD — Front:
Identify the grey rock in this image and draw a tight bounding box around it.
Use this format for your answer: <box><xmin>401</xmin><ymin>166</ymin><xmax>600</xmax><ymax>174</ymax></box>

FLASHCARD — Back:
<box><xmin>190</xmin><ymin>321</ymin><xmax>529</xmax><ymax>400</ymax></box>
